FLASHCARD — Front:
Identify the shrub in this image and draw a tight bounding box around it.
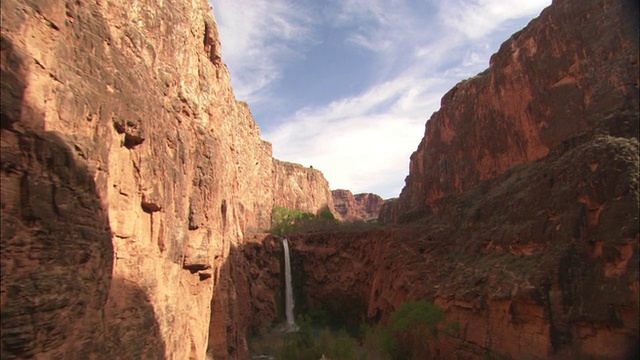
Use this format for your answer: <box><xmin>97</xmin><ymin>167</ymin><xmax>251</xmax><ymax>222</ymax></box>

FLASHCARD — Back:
<box><xmin>275</xmin><ymin>316</ymin><xmax>355</xmax><ymax>360</ymax></box>
<box><xmin>319</xmin><ymin>208</ymin><xmax>336</xmax><ymax>221</ymax></box>
<box><xmin>319</xmin><ymin>328</ymin><xmax>354</xmax><ymax>360</ymax></box>
<box><xmin>270</xmin><ymin>205</ymin><xmax>390</xmax><ymax>236</ymax></box>
<box><xmin>381</xmin><ymin>300</ymin><xmax>458</xmax><ymax>359</ymax></box>
<box><xmin>270</xmin><ymin>206</ymin><xmax>315</xmax><ymax>236</ymax></box>
<box><xmin>355</xmin><ymin>324</ymin><xmax>394</xmax><ymax>360</ymax></box>
<box><xmin>270</xmin><ymin>206</ymin><xmax>341</xmax><ymax>235</ymax></box>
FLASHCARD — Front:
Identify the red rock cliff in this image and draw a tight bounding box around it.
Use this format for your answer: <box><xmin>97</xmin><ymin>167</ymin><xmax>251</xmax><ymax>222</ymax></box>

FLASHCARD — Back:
<box><xmin>288</xmin><ymin>130</ymin><xmax>639</xmax><ymax>359</ymax></box>
<box><xmin>0</xmin><ymin>1</ymin><xmax>333</xmax><ymax>359</ymax></box>
<box><xmin>382</xmin><ymin>0</ymin><xmax>639</xmax><ymax>222</ymax></box>
<box><xmin>332</xmin><ymin>189</ymin><xmax>384</xmax><ymax>221</ymax></box>
<box><xmin>273</xmin><ymin>160</ymin><xmax>335</xmax><ymax>216</ymax></box>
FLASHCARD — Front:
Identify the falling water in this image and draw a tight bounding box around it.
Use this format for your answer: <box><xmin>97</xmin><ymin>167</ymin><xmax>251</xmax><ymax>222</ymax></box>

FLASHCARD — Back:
<box><xmin>282</xmin><ymin>238</ymin><xmax>296</xmax><ymax>330</ymax></box>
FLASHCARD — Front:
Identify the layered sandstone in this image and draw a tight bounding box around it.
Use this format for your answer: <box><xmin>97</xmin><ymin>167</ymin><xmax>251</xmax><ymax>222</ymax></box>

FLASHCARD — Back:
<box><xmin>381</xmin><ymin>0</ymin><xmax>639</xmax><ymax>222</ymax></box>
<box><xmin>0</xmin><ymin>1</ymin><xmax>332</xmax><ymax>359</ymax></box>
<box><xmin>332</xmin><ymin>189</ymin><xmax>384</xmax><ymax>221</ymax></box>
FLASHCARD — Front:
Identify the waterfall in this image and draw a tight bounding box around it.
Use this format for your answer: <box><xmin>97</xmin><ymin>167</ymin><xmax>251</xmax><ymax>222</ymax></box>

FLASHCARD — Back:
<box><xmin>282</xmin><ymin>238</ymin><xmax>296</xmax><ymax>330</ymax></box>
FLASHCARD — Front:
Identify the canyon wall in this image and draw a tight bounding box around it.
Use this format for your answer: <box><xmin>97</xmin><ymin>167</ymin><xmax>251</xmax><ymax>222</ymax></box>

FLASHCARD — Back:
<box><xmin>381</xmin><ymin>0</ymin><xmax>639</xmax><ymax>221</ymax></box>
<box><xmin>273</xmin><ymin>160</ymin><xmax>335</xmax><ymax>217</ymax></box>
<box><xmin>332</xmin><ymin>189</ymin><xmax>384</xmax><ymax>221</ymax></box>
<box><xmin>0</xmin><ymin>0</ymin><xmax>332</xmax><ymax>359</ymax></box>
<box><xmin>2</xmin><ymin>0</ymin><xmax>638</xmax><ymax>358</ymax></box>
<box><xmin>272</xmin><ymin>0</ymin><xmax>638</xmax><ymax>358</ymax></box>
<box><xmin>288</xmin><ymin>129</ymin><xmax>639</xmax><ymax>358</ymax></box>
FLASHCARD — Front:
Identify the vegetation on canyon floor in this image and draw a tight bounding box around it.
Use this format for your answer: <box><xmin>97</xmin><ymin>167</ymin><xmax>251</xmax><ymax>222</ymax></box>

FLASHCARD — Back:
<box><xmin>250</xmin><ymin>300</ymin><xmax>459</xmax><ymax>360</ymax></box>
<box><xmin>270</xmin><ymin>206</ymin><xmax>384</xmax><ymax>236</ymax></box>
<box><xmin>270</xmin><ymin>206</ymin><xmax>330</xmax><ymax>236</ymax></box>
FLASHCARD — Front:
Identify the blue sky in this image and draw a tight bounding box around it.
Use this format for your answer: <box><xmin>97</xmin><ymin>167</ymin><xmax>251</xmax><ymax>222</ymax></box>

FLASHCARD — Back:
<box><xmin>209</xmin><ymin>0</ymin><xmax>551</xmax><ymax>199</ymax></box>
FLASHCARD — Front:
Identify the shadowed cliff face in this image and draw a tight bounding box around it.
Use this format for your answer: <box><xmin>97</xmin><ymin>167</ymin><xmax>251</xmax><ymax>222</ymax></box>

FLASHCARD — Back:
<box><xmin>382</xmin><ymin>0</ymin><xmax>639</xmax><ymax>221</ymax></box>
<box><xmin>1</xmin><ymin>37</ymin><xmax>166</xmax><ymax>358</ymax></box>
<box><xmin>206</xmin><ymin>234</ymin><xmax>283</xmax><ymax>359</ymax></box>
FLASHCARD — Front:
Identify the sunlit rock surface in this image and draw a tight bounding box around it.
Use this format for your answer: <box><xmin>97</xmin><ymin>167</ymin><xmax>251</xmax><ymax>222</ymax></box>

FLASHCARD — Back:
<box><xmin>332</xmin><ymin>189</ymin><xmax>384</xmax><ymax>221</ymax></box>
<box><xmin>380</xmin><ymin>0</ymin><xmax>639</xmax><ymax>222</ymax></box>
<box><xmin>0</xmin><ymin>0</ymin><xmax>333</xmax><ymax>358</ymax></box>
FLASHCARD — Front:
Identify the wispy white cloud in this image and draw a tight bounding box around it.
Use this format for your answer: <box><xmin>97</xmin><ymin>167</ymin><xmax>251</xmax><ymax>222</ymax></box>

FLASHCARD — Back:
<box><xmin>330</xmin><ymin>0</ymin><xmax>414</xmax><ymax>53</ymax></box>
<box><xmin>211</xmin><ymin>0</ymin><xmax>316</xmax><ymax>103</ymax></box>
<box><xmin>439</xmin><ymin>0</ymin><xmax>552</xmax><ymax>39</ymax></box>
<box><xmin>268</xmin><ymin>113</ymin><xmax>427</xmax><ymax>196</ymax></box>
<box><xmin>264</xmin><ymin>71</ymin><xmax>453</xmax><ymax>197</ymax></box>
<box><xmin>212</xmin><ymin>0</ymin><xmax>552</xmax><ymax>198</ymax></box>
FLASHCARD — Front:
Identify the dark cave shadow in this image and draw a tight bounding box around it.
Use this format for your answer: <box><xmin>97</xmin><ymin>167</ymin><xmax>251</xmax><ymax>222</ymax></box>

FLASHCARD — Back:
<box><xmin>208</xmin><ymin>234</ymin><xmax>284</xmax><ymax>360</ymax></box>
<box><xmin>210</xmin><ymin>226</ymin><xmax>640</xmax><ymax>360</ymax></box>
<box><xmin>0</xmin><ymin>35</ymin><xmax>166</xmax><ymax>359</ymax></box>
<box><xmin>208</xmin><ymin>233</ymin><xmax>368</xmax><ymax>359</ymax></box>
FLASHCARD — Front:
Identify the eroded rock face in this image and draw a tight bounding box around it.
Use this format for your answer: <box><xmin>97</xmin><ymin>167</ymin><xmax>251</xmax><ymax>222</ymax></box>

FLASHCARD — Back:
<box><xmin>288</xmin><ymin>131</ymin><xmax>639</xmax><ymax>359</ymax></box>
<box><xmin>332</xmin><ymin>189</ymin><xmax>384</xmax><ymax>221</ymax></box>
<box><xmin>0</xmin><ymin>0</ymin><xmax>333</xmax><ymax>359</ymax></box>
<box><xmin>273</xmin><ymin>160</ymin><xmax>335</xmax><ymax>216</ymax></box>
<box><xmin>381</xmin><ymin>0</ymin><xmax>639</xmax><ymax>221</ymax></box>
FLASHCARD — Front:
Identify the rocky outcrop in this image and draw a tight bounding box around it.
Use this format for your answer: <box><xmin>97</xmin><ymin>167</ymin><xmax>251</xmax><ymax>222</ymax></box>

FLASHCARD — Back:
<box><xmin>273</xmin><ymin>160</ymin><xmax>335</xmax><ymax>217</ymax></box>
<box><xmin>0</xmin><ymin>1</ymin><xmax>332</xmax><ymax>359</ymax></box>
<box><xmin>288</xmin><ymin>130</ymin><xmax>639</xmax><ymax>359</ymax></box>
<box><xmin>381</xmin><ymin>0</ymin><xmax>639</xmax><ymax>222</ymax></box>
<box><xmin>377</xmin><ymin>197</ymin><xmax>399</xmax><ymax>223</ymax></box>
<box><xmin>332</xmin><ymin>189</ymin><xmax>384</xmax><ymax>221</ymax></box>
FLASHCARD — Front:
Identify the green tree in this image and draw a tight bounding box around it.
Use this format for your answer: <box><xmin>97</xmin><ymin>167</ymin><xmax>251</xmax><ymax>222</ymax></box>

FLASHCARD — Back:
<box><xmin>319</xmin><ymin>208</ymin><xmax>336</xmax><ymax>221</ymax></box>
<box><xmin>270</xmin><ymin>206</ymin><xmax>314</xmax><ymax>236</ymax></box>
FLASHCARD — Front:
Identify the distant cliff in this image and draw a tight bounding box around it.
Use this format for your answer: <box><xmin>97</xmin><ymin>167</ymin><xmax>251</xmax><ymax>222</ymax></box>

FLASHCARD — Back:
<box><xmin>381</xmin><ymin>0</ymin><xmax>639</xmax><ymax>222</ymax></box>
<box><xmin>273</xmin><ymin>160</ymin><xmax>335</xmax><ymax>217</ymax></box>
<box><xmin>0</xmin><ymin>0</ymin><xmax>333</xmax><ymax>359</ymax></box>
<box><xmin>332</xmin><ymin>189</ymin><xmax>384</xmax><ymax>221</ymax></box>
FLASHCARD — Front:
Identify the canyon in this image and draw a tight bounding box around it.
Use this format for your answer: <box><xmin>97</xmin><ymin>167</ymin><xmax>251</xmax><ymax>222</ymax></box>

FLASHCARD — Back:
<box><xmin>331</xmin><ymin>189</ymin><xmax>385</xmax><ymax>222</ymax></box>
<box><xmin>1</xmin><ymin>0</ymin><xmax>638</xmax><ymax>360</ymax></box>
<box><xmin>289</xmin><ymin>131</ymin><xmax>639</xmax><ymax>359</ymax></box>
